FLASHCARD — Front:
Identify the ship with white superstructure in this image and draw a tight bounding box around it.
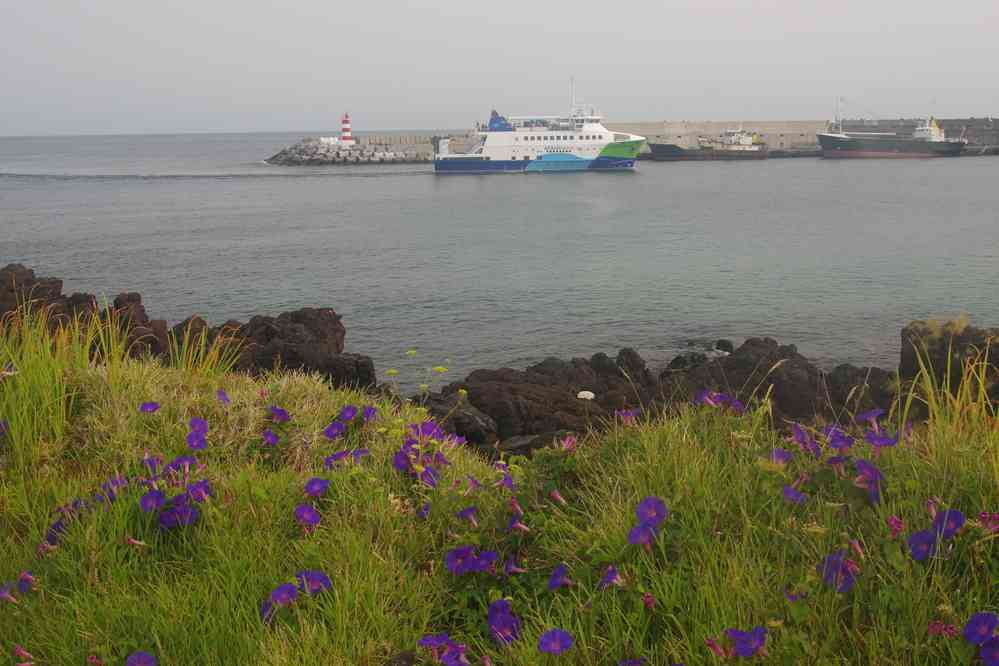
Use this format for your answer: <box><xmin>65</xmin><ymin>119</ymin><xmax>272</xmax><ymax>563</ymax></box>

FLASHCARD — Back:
<box><xmin>434</xmin><ymin>99</ymin><xmax>645</xmax><ymax>174</ymax></box>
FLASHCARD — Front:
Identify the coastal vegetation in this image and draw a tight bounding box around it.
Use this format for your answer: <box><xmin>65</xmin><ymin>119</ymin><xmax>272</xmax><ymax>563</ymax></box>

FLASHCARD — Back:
<box><xmin>1</xmin><ymin>307</ymin><xmax>997</xmax><ymax>665</ymax></box>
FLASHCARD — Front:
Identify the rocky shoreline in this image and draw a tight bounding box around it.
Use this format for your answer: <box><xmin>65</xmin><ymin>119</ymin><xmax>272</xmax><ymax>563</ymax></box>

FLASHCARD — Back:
<box><xmin>4</xmin><ymin>263</ymin><xmax>996</xmax><ymax>454</ymax></box>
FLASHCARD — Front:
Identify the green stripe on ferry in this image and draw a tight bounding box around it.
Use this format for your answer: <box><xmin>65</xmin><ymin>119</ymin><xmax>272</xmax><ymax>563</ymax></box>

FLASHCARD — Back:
<box><xmin>598</xmin><ymin>139</ymin><xmax>644</xmax><ymax>159</ymax></box>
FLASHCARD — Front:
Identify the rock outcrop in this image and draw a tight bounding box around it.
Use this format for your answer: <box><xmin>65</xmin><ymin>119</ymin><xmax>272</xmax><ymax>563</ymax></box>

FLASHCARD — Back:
<box><xmin>0</xmin><ymin>264</ymin><xmax>374</xmax><ymax>388</ymax></box>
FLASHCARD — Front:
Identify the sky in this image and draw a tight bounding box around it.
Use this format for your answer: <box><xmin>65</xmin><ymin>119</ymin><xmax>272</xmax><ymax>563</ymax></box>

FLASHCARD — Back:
<box><xmin>2</xmin><ymin>0</ymin><xmax>997</xmax><ymax>135</ymax></box>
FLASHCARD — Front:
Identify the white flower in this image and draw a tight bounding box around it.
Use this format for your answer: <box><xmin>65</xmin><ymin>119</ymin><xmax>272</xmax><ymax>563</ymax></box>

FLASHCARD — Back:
<box><xmin>576</xmin><ymin>390</ymin><xmax>595</xmax><ymax>401</ymax></box>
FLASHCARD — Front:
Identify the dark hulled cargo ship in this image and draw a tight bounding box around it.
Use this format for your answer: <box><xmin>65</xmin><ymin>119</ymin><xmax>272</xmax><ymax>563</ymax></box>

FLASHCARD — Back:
<box><xmin>818</xmin><ymin>117</ymin><xmax>965</xmax><ymax>158</ymax></box>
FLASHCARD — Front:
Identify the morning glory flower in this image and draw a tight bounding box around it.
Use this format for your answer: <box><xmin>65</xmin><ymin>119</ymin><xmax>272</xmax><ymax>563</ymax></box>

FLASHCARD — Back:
<box><xmin>16</xmin><ymin>571</ymin><xmax>35</xmax><ymax>595</ymax></box>
<box><xmin>139</xmin><ymin>402</ymin><xmax>160</xmax><ymax>413</ymax></box>
<box><xmin>338</xmin><ymin>405</ymin><xmax>358</xmax><ymax>422</ymax></box>
<box><xmin>260</xmin><ymin>599</ymin><xmax>275</xmax><ymax>624</ymax></box>
<box><xmin>549</xmin><ymin>488</ymin><xmax>568</xmax><ymax>506</ymax></box>
<box><xmin>865</xmin><ymin>429</ymin><xmax>899</xmax><ymax>456</ymax></box>
<box><xmin>598</xmin><ymin>565</ymin><xmax>625</xmax><ymax>590</ymax></box>
<box><xmin>616</xmin><ymin>408</ymin><xmax>639</xmax><ymax>424</ymax></box>
<box><xmin>417</xmin><ymin>501</ymin><xmax>431</xmax><ymax>520</ymax></box>
<box><xmin>216</xmin><ymin>388</ymin><xmax>230</xmax><ymax>405</ymax></box>
<box><xmin>817</xmin><ymin>550</ymin><xmax>857</xmax><ymax>592</ymax></box>
<box><xmin>351</xmin><ymin>447</ymin><xmax>369</xmax><ymax>461</ymax></box>
<box><xmin>418</xmin><ymin>632</ymin><xmax>452</xmax><ymax>649</ymax></box>
<box><xmin>323</xmin><ymin>421</ymin><xmax>346</xmax><ymax>440</ymax></box>
<box><xmin>125</xmin><ymin>652</ymin><xmax>158</xmax><ymax>666</ymax></box>
<box><xmin>419</xmin><ymin>466</ymin><xmax>439</xmax><ymax>488</ymax></box>
<box><xmin>504</xmin><ymin>557</ymin><xmax>527</xmax><ymax>575</ymax></box>
<box><xmin>463</xmin><ymin>475</ymin><xmax>482</xmax><ymax>495</ymax></box>
<box><xmin>887</xmin><ymin>515</ymin><xmax>905</xmax><ymax>539</ymax></box>
<box><xmin>362</xmin><ymin>406</ymin><xmax>378</xmax><ymax>422</ymax></box>
<box><xmin>769</xmin><ymin>448</ymin><xmax>793</xmax><ymax>465</ymax></box>
<box><xmin>487</xmin><ymin>599</ymin><xmax>522</xmax><ymax>645</ymax></box>
<box><xmin>495</xmin><ymin>472</ymin><xmax>515</xmax><ymax>491</ymax></box>
<box><xmin>548</xmin><ymin>563</ymin><xmax>572</xmax><ymax>591</ymax></box>
<box><xmin>186</xmin><ymin>479</ymin><xmax>212</xmax><ymax>503</ymax></box>
<box><xmin>140</xmin><ymin>489</ymin><xmax>166</xmax><ymax>513</ymax></box>
<box><xmin>0</xmin><ymin>420</ymin><xmax>8</xmax><ymax>438</ymax></box>
<box><xmin>304</xmin><ymin>477</ymin><xmax>331</xmax><ymax>498</ymax></box>
<box><xmin>324</xmin><ymin>450</ymin><xmax>351</xmax><ymax>468</ymax></box>
<box><xmin>538</xmin><ymin>628</ymin><xmax>574</xmax><ymax>655</ymax></box>
<box><xmin>642</xmin><ymin>592</ymin><xmax>656</xmax><ymax>609</ymax></box>
<box><xmin>0</xmin><ymin>583</ymin><xmax>17</xmax><ymax>604</ymax></box>
<box><xmin>262</xmin><ymin>429</ymin><xmax>279</xmax><ymax>446</ymax></box>
<box><xmin>186</xmin><ymin>430</ymin><xmax>207</xmax><ymax>451</ymax></box>
<box><xmin>628</xmin><ymin>524</ymin><xmax>658</xmax><ymax>550</ymax></box>
<box><xmin>855</xmin><ymin>408</ymin><xmax>885</xmax><ymax>430</ymax></box>
<box><xmin>782</xmin><ymin>485</ymin><xmax>807</xmax><ymax>505</ymax></box>
<box><xmin>158</xmin><ymin>495</ymin><xmax>200</xmax><ymax>529</ymax></box>
<box><xmin>270</xmin><ymin>583</ymin><xmax>299</xmax><ymax>606</ymax></box>
<box><xmin>456</xmin><ymin>506</ymin><xmax>478</xmax><ymax>528</ymax></box>
<box><xmin>618</xmin><ymin>660</ymin><xmax>646</xmax><ymax>666</ymax></box>
<box><xmin>933</xmin><ymin>509</ymin><xmax>965</xmax><ymax>540</ymax></box>
<box><xmin>792</xmin><ymin>422</ymin><xmax>821</xmax><ymax>458</ymax></box>
<box><xmin>980</xmin><ymin>638</ymin><xmax>999</xmax><ymax>666</ymax></box>
<box><xmin>294</xmin><ymin>504</ymin><xmax>321</xmax><ymax>530</ymax></box>
<box><xmin>725</xmin><ymin>627</ymin><xmax>768</xmax><ymax>658</ymax></box>
<box><xmin>507</xmin><ymin>513</ymin><xmax>530</xmax><ymax>533</ymax></box>
<box><xmin>13</xmin><ymin>645</ymin><xmax>34</xmax><ymax>661</ymax></box>
<box><xmin>635</xmin><ymin>496</ymin><xmax>668</xmax><ymax>527</ymax></box>
<box><xmin>295</xmin><ymin>570</ymin><xmax>333</xmax><ymax>595</ymax></box>
<box><xmin>268</xmin><ymin>406</ymin><xmax>290</xmax><ymax>423</ymax></box>
<box><xmin>189</xmin><ymin>417</ymin><xmax>208</xmax><ymax>434</ymax></box>
<box><xmin>963</xmin><ymin>612</ymin><xmax>998</xmax><ymax>646</ymax></box>
<box><xmin>907</xmin><ymin>529</ymin><xmax>937</xmax><ymax>562</ymax></box>
<box><xmin>445</xmin><ymin>546</ymin><xmax>477</xmax><ymax>575</ymax></box>
<box><xmin>854</xmin><ymin>459</ymin><xmax>884</xmax><ymax>504</ymax></box>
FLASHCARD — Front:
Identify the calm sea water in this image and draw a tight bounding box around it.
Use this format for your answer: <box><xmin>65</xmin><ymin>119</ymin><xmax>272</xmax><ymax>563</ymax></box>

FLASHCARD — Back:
<box><xmin>2</xmin><ymin>132</ymin><xmax>998</xmax><ymax>387</ymax></box>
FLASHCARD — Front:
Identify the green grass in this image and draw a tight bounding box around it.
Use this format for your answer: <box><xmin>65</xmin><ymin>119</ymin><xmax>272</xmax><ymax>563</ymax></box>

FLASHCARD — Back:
<box><xmin>1</xmin><ymin>308</ymin><xmax>997</xmax><ymax>665</ymax></box>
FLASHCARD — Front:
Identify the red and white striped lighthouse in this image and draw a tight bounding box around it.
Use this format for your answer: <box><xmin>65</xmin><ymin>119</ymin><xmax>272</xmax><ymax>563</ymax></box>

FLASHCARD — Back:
<box><xmin>339</xmin><ymin>112</ymin><xmax>355</xmax><ymax>144</ymax></box>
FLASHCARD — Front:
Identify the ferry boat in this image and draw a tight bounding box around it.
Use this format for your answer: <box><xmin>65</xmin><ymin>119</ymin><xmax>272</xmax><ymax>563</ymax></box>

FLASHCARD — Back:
<box><xmin>433</xmin><ymin>110</ymin><xmax>646</xmax><ymax>174</ymax></box>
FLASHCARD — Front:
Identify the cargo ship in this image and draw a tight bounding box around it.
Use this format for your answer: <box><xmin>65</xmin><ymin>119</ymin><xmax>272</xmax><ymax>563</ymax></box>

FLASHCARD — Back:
<box><xmin>647</xmin><ymin>128</ymin><xmax>768</xmax><ymax>161</ymax></box>
<box><xmin>433</xmin><ymin>109</ymin><xmax>645</xmax><ymax>174</ymax></box>
<box><xmin>817</xmin><ymin>116</ymin><xmax>965</xmax><ymax>158</ymax></box>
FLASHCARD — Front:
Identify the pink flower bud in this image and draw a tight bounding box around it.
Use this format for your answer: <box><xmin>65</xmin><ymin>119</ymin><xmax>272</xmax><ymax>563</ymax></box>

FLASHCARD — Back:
<box><xmin>12</xmin><ymin>645</ymin><xmax>33</xmax><ymax>660</ymax></box>
<box><xmin>642</xmin><ymin>591</ymin><xmax>656</xmax><ymax>610</ymax></box>
<box><xmin>549</xmin><ymin>489</ymin><xmax>568</xmax><ymax>506</ymax></box>
<box><xmin>850</xmin><ymin>539</ymin><xmax>865</xmax><ymax>560</ymax></box>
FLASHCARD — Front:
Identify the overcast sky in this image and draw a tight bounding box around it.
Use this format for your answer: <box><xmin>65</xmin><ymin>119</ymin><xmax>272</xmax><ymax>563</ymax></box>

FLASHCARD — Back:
<box><xmin>3</xmin><ymin>0</ymin><xmax>997</xmax><ymax>135</ymax></box>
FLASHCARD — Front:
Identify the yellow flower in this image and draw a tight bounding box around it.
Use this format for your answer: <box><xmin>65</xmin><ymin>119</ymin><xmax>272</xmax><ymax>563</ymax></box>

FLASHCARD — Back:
<box><xmin>385</xmin><ymin>368</ymin><xmax>399</xmax><ymax>377</ymax></box>
<box><xmin>458</xmin><ymin>388</ymin><xmax>468</xmax><ymax>398</ymax></box>
<box><xmin>432</xmin><ymin>365</ymin><xmax>449</xmax><ymax>374</ymax></box>
<box><xmin>419</xmin><ymin>383</ymin><xmax>429</xmax><ymax>393</ymax></box>
<box><xmin>405</xmin><ymin>349</ymin><xmax>418</xmax><ymax>357</ymax></box>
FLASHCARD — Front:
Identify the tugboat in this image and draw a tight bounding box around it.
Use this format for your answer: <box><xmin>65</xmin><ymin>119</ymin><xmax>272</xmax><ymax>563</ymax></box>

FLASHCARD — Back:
<box><xmin>817</xmin><ymin>116</ymin><xmax>965</xmax><ymax>158</ymax></box>
<box><xmin>647</xmin><ymin>128</ymin><xmax>768</xmax><ymax>161</ymax></box>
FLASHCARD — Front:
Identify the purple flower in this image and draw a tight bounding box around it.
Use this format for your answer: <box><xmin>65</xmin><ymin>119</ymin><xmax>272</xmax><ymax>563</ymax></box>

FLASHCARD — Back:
<box><xmin>163</xmin><ymin>454</ymin><xmax>198</xmax><ymax>476</ymax></box>
<box><xmin>216</xmin><ymin>388</ymin><xmax>230</xmax><ymax>405</ymax></box>
<box><xmin>419</xmin><ymin>466</ymin><xmax>439</xmax><ymax>488</ymax></box>
<box><xmin>445</xmin><ymin>546</ymin><xmax>477</xmax><ymax>575</ymax></box>
<box><xmin>616</xmin><ymin>408</ymin><xmax>640</xmax><ymax>424</ymax></box>
<box><xmin>548</xmin><ymin>563</ymin><xmax>572</xmax><ymax>591</ymax></box>
<box><xmin>418</xmin><ymin>632</ymin><xmax>452</xmax><ymax>649</ymax></box>
<box><xmin>619</xmin><ymin>660</ymin><xmax>646</xmax><ymax>666</ymax></box>
<box><xmin>488</xmin><ymin>599</ymin><xmax>522</xmax><ymax>645</ymax></box>
<box><xmin>463</xmin><ymin>475</ymin><xmax>482</xmax><ymax>495</ymax></box>
<box><xmin>933</xmin><ymin>509</ymin><xmax>965</xmax><ymax>540</ymax></box>
<box><xmin>269</xmin><ymin>406</ymin><xmax>290</xmax><ymax>423</ymax></box>
<box><xmin>338</xmin><ymin>405</ymin><xmax>358</xmax><ymax>422</ymax></box>
<box><xmin>782</xmin><ymin>485</ymin><xmax>807</xmax><ymax>505</ymax></box>
<box><xmin>507</xmin><ymin>513</ymin><xmax>530</xmax><ymax>533</ymax></box>
<box><xmin>139</xmin><ymin>402</ymin><xmax>160</xmax><ymax>413</ymax></box>
<box><xmin>628</xmin><ymin>524</ymin><xmax>658</xmax><ymax>549</ymax></box>
<box><xmin>304</xmin><ymin>478</ymin><xmax>330</xmax><ymax>498</ymax></box>
<box><xmin>792</xmin><ymin>422</ymin><xmax>821</xmax><ymax>458</ymax></box>
<box><xmin>456</xmin><ymin>506</ymin><xmax>478</xmax><ymax>528</ymax></box>
<box><xmin>270</xmin><ymin>583</ymin><xmax>298</xmax><ymax>606</ymax></box>
<box><xmin>260</xmin><ymin>599</ymin><xmax>275</xmax><ymax>623</ymax></box>
<box><xmin>0</xmin><ymin>583</ymin><xmax>17</xmax><ymax>604</ymax></box>
<box><xmin>294</xmin><ymin>504</ymin><xmax>321</xmax><ymax>529</ymax></box>
<box><xmin>417</xmin><ymin>501</ymin><xmax>431</xmax><ymax>520</ymax></box>
<box><xmin>142</xmin><ymin>453</ymin><xmax>162</xmax><ymax>476</ymax></box>
<box><xmin>186</xmin><ymin>479</ymin><xmax>212</xmax><ymax>503</ymax></box>
<box><xmin>783</xmin><ymin>586</ymin><xmax>805</xmax><ymax>603</ymax></box>
<box><xmin>887</xmin><ymin>515</ymin><xmax>905</xmax><ymax>539</ymax></box>
<box><xmin>323</xmin><ymin>421</ymin><xmax>346</xmax><ymax>440</ymax></box>
<box><xmin>725</xmin><ymin>626</ymin><xmax>767</xmax><ymax>658</ymax></box>
<box><xmin>362</xmin><ymin>406</ymin><xmax>378</xmax><ymax>422</ymax></box>
<box><xmin>351</xmin><ymin>448</ymin><xmax>369</xmax><ymax>461</ymax></box>
<box><xmin>865</xmin><ymin>429</ymin><xmax>899</xmax><ymax>454</ymax></box>
<box><xmin>140</xmin><ymin>489</ymin><xmax>166</xmax><ymax>513</ymax></box>
<box><xmin>324</xmin><ymin>450</ymin><xmax>351</xmax><ymax>468</ymax></box>
<box><xmin>980</xmin><ymin>637</ymin><xmax>999</xmax><ymax>666</ymax></box>
<box><xmin>907</xmin><ymin>529</ymin><xmax>937</xmax><ymax>562</ymax></box>
<box><xmin>854</xmin><ymin>459</ymin><xmax>884</xmax><ymax>504</ymax></box>
<box><xmin>599</xmin><ymin>565</ymin><xmax>624</xmax><ymax>590</ymax></box>
<box><xmin>817</xmin><ymin>550</ymin><xmax>856</xmax><ymax>593</ymax></box>
<box><xmin>963</xmin><ymin>613</ymin><xmax>998</xmax><ymax>646</ymax></box>
<box><xmin>186</xmin><ymin>430</ymin><xmax>207</xmax><ymax>451</ymax></box>
<box><xmin>295</xmin><ymin>570</ymin><xmax>332</xmax><ymax>595</ymax></box>
<box><xmin>826</xmin><ymin>428</ymin><xmax>854</xmax><ymax>451</ymax></box>
<box><xmin>158</xmin><ymin>495</ymin><xmax>200</xmax><ymax>529</ymax></box>
<box><xmin>125</xmin><ymin>652</ymin><xmax>158</xmax><ymax>666</ymax></box>
<box><xmin>504</xmin><ymin>557</ymin><xmax>526</xmax><ymax>575</ymax></box>
<box><xmin>0</xmin><ymin>420</ymin><xmax>8</xmax><ymax>438</ymax></box>
<box><xmin>262</xmin><ymin>429</ymin><xmax>279</xmax><ymax>446</ymax></box>
<box><xmin>16</xmin><ymin>571</ymin><xmax>35</xmax><ymax>595</ymax></box>
<box><xmin>635</xmin><ymin>496</ymin><xmax>668</xmax><ymax>528</ymax></box>
<box><xmin>189</xmin><ymin>417</ymin><xmax>208</xmax><ymax>434</ymax></box>
<box><xmin>769</xmin><ymin>448</ymin><xmax>793</xmax><ymax>464</ymax></box>
<box><xmin>538</xmin><ymin>628</ymin><xmax>574</xmax><ymax>655</ymax></box>
<box><xmin>495</xmin><ymin>472</ymin><xmax>515</xmax><ymax>491</ymax></box>
<box><xmin>855</xmin><ymin>408</ymin><xmax>885</xmax><ymax>429</ymax></box>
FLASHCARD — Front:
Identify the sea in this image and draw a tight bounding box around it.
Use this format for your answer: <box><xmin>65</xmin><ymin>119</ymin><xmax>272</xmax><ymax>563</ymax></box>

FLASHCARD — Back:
<box><xmin>2</xmin><ymin>132</ymin><xmax>998</xmax><ymax>389</ymax></box>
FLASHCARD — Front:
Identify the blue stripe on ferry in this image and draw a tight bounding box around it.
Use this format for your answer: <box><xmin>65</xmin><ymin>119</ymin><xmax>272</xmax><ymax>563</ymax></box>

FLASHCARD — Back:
<box><xmin>434</xmin><ymin>155</ymin><xmax>636</xmax><ymax>174</ymax></box>
<box><xmin>434</xmin><ymin>159</ymin><xmax>526</xmax><ymax>173</ymax></box>
<box><xmin>588</xmin><ymin>156</ymin><xmax>636</xmax><ymax>170</ymax></box>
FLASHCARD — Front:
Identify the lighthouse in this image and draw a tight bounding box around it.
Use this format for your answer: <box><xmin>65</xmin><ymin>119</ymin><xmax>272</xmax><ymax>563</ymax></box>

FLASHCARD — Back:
<box><xmin>339</xmin><ymin>113</ymin><xmax>355</xmax><ymax>145</ymax></box>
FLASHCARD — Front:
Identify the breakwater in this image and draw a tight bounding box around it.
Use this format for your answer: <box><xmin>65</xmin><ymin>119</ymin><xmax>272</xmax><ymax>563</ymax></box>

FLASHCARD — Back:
<box><xmin>265</xmin><ymin>134</ymin><xmax>447</xmax><ymax>165</ymax></box>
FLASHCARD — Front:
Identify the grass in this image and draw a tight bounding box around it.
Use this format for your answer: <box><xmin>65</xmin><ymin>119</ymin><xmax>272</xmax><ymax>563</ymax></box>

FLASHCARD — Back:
<box><xmin>1</xmin><ymin>307</ymin><xmax>997</xmax><ymax>665</ymax></box>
